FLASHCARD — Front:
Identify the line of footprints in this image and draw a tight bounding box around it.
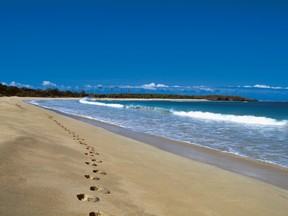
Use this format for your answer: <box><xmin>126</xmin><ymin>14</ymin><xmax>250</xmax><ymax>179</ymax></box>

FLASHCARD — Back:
<box><xmin>46</xmin><ymin>114</ymin><xmax>109</xmax><ymax>216</ymax></box>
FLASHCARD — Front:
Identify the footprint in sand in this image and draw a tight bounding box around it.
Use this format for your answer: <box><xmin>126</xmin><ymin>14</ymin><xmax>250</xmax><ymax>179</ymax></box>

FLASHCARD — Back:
<box><xmin>93</xmin><ymin>170</ymin><xmax>107</xmax><ymax>175</ymax></box>
<box><xmin>90</xmin><ymin>186</ymin><xmax>110</xmax><ymax>194</ymax></box>
<box><xmin>85</xmin><ymin>162</ymin><xmax>97</xmax><ymax>166</ymax></box>
<box><xmin>84</xmin><ymin>175</ymin><xmax>100</xmax><ymax>180</ymax></box>
<box><xmin>91</xmin><ymin>159</ymin><xmax>102</xmax><ymax>163</ymax></box>
<box><xmin>76</xmin><ymin>194</ymin><xmax>99</xmax><ymax>202</ymax></box>
<box><xmin>89</xmin><ymin>211</ymin><xmax>106</xmax><ymax>216</ymax></box>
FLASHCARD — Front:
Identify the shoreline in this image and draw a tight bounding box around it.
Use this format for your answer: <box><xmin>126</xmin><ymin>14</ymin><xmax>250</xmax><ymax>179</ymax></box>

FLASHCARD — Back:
<box><xmin>56</xmin><ymin>110</ymin><xmax>288</xmax><ymax>190</ymax></box>
<box><xmin>27</xmin><ymin>98</ymin><xmax>288</xmax><ymax>189</ymax></box>
<box><xmin>1</xmin><ymin>97</ymin><xmax>288</xmax><ymax>216</ymax></box>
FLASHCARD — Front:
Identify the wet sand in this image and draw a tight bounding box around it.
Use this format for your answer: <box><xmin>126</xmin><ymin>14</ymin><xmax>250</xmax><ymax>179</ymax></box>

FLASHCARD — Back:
<box><xmin>66</xmin><ymin>114</ymin><xmax>288</xmax><ymax>190</ymax></box>
<box><xmin>0</xmin><ymin>97</ymin><xmax>288</xmax><ymax>216</ymax></box>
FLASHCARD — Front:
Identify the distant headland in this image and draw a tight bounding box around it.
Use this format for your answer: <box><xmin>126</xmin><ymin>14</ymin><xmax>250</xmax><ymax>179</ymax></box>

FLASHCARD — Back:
<box><xmin>89</xmin><ymin>93</ymin><xmax>257</xmax><ymax>102</ymax></box>
<box><xmin>0</xmin><ymin>83</ymin><xmax>257</xmax><ymax>102</ymax></box>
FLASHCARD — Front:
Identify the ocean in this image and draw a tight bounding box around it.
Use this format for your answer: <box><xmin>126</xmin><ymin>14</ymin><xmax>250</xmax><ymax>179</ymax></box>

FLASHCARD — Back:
<box><xmin>28</xmin><ymin>98</ymin><xmax>288</xmax><ymax>169</ymax></box>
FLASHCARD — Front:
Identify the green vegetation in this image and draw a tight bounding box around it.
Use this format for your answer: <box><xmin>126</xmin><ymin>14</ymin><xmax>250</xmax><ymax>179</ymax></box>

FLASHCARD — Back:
<box><xmin>89</xmin><ymin>93</ymin><xmax>256</xmax><ymax>101</ymax></box>
<box><xmin>0</xmin><ymin>84</ymin><xmax>87</xmax><ymax>97</ymax></box>
<box><xmin>0</xmin><ymin>83</ymin><xmax>257</xmax><ymax>101</ymax></box>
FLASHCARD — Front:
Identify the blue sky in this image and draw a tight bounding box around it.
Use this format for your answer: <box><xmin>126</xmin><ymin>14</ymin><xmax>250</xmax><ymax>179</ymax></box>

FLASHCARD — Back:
<box><xmin>0</xmin><ymin>0</ymin><xmax>287</xmax><ymax>100</ymax></box>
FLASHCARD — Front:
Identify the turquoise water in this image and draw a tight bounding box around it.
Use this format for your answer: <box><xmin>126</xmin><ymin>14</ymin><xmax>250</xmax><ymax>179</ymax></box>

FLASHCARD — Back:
<box><xmin>28</xmin><ymin>98</ymin><xmax>288</xmax><ymax>168</ymax></box>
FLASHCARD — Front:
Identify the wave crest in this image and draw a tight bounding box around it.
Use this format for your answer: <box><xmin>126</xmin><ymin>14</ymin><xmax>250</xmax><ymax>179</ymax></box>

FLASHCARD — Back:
<box><xmin>126</xmin><ymin>105</ymin><xmax>169</xmax><ymax>113</ymax></box>
<box><xmin>172</xmin><ymin>111</ymin><xmax>287</xmax><ymax>126</ymax></box>
<box><xmin>79</xmin><ymin>98</ymin><xmax>124</xmax><ymax>108</ymax></box>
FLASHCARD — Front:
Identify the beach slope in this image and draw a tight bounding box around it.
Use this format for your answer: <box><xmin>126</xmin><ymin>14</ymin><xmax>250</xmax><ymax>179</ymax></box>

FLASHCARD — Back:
<box><xmin>0</xmin><ymin>97</ymin><xmax>287</xmax><ymax>216</ymax></box>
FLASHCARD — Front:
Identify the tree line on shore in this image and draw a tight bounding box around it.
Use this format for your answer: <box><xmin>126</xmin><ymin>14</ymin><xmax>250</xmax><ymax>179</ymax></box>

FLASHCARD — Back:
<box><xmin>0</xmin><ymin>84</ymin><xmax>87</xmax><ymax>97</ymax></box>
<box><xmin>89</xmin><ymin>93</ymin><xmax>256</xmax><ymax>101</ymax></box>
<box><xmin>0</xmin><ymin>83</ymin><xmax>257</xmax><ymax>101</ymax></box>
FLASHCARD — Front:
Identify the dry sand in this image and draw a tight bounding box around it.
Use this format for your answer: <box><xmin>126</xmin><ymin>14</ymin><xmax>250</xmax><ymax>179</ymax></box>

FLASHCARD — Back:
<box><xmin>0</xmin><ymin>97</ymin><xmax>287</xmax><ymax>216</ymax></box>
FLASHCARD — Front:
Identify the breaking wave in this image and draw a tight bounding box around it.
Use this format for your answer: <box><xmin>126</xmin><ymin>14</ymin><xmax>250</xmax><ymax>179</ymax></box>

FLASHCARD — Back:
<box><xmin>79</xmin><ymin>98</ymin><xmax>168</xmax><ymax>112</ymax></box>
<box><xmin>79</xmin><ymin>98</ymin><xmax>287</xmax><ymax>126</ymax></box>
<box><xmin>172</xmin><ymin>111</ymin><xmax>287</xmax><ymax>126</ymax></box>
<box><xmin>79</xmin><ymin>98</ymin><xmax>124</xmax><ymax>108</ymax></box>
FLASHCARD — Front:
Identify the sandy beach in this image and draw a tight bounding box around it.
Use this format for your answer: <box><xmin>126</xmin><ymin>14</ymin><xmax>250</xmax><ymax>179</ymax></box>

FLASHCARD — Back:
<box><xmin>0</xmin><ymin>97</ymin><xmax>288</xmax><ymax>216</ymax></box>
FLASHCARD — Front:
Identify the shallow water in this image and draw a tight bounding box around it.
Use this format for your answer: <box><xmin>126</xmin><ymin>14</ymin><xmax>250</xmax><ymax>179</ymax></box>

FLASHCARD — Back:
<box><xmin>28</xmin><ymin>98</ymin><xmax>288</xmax><ymax>168</ymax></box>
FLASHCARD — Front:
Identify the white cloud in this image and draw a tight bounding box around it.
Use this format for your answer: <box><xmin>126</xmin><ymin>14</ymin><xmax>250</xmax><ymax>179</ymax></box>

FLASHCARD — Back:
<box><xmin>192</xmin><ymin>85</ymin><xmax>214</xmax><ymax>92</ymax></box>
<box><xmin>241</xmin><ymin>84</ymin><xmax>287</xmax><ymax>90</ymax></box>
<box><xmin>85</xmin><ymin>84</ymin><xmax>103</xmax><ymax>88</ymax></box>
<box><xmin>141</xmin><ymin>83</ymin><xmax>157</xmax><ymax>90</ymax></box>
<box><xmin>242</xmin><ymin>85</ymin><xmax>252</xmax><ymax>88</ymax></box>
<box><xmin>140</xmin><ymin>83</ymin><xmax>169</xmax><ymax>90</ymax></box>
<box><xmin>9</xmin><ymin>81</ymin><xmax>31</xmax><ymax>88</ymax></box>
<box><xmin>42</xmin><ymin>81</ymin><xmax>57</xmax><ymax>87</ymax></box>
<box><xmin>106</xmin><ymin>83</ymin><xmax>215</xmax><ymax>92</ymax></box>
<box><xmin>156</xmin><ymin>83</ymin><xmax>168</xmax><ymax>88</ymax></box>
<box><xmin>10</xmin><ymin>81</ymin><xmax>17</xmax><ymax>86</ymax></box>
<box><xmin>116</xmin><ymin>85</ymin><xmax>133</xmax><ymax>89</ymax></box>
<box><xmin>115</xmin><ymin>83</ymin><xmax>169</xmax><ymax>90</ymax></box>
<box><xmin>254</xmin><ymin>84</ymin><xmax>271</xmax><ymax>89</ymax></box>
<box><xmin>1</xmin><ymin>82</ymin><xmax>7</xmax><ymax>85</ymax></box>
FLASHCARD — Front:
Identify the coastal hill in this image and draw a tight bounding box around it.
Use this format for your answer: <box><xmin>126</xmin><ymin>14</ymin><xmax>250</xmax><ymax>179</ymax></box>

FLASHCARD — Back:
<box><xmin>0</xmin><ymin>83</ymin><xmax>257</xmax><ymax>101</ymax></box>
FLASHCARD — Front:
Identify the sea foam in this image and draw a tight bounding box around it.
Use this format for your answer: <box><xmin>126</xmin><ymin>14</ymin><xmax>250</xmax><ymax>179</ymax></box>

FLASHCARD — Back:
<box><xmin>26</xmin><ymin>99</ymin><xmax>288</xmax><ymax>168</ymax></box>
<box><xmin>79</xmin><ymin>98</ymin><xmax>124</xmax><ymax>108</ymax></box>
<box><xmin>172</xmin><ymin>111</ymin><xmax>287</xmax><ymax>126</ymax></box>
